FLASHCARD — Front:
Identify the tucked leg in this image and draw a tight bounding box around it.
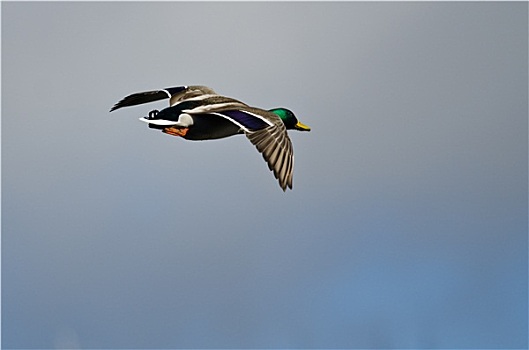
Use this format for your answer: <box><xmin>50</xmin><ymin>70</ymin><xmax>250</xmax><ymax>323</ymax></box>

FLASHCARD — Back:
<box><xmin>163</xmin><ymin>127</ymin><xmax>189</xmax><ymax>137</ymax></box>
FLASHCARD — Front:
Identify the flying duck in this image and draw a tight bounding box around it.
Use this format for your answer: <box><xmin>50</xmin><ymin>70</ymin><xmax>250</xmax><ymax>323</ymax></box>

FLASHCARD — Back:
<box><xmin>110</xmin><ymin>85</ymin><xmax>310</xmax><ymax>191</ymax></box>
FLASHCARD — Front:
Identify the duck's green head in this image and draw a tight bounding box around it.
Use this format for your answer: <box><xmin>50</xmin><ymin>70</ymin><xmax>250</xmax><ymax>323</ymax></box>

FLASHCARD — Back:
<box><xmin>269</xmin><ymin>108</ymin><xmax>311</xmax><ymax>132</ymax></box>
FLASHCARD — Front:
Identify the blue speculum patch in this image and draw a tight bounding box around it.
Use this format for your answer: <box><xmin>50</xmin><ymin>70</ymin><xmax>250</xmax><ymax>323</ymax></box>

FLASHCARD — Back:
<box><xmin>219</xmin><ymin>110</ymin><xmax>270</xmax><ymax>131</ymax></box>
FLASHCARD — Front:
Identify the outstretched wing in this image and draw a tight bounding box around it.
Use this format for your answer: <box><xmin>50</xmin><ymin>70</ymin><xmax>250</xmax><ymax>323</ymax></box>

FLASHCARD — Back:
<box><xmin>109</xmin><ymin>85</ymin><xmax>217</xmax><ymax>112</ymax></box>
<box><xmin>242</xmin><ymin>108</ymin><xmax>294</xmax><ymax>191</ymax></box>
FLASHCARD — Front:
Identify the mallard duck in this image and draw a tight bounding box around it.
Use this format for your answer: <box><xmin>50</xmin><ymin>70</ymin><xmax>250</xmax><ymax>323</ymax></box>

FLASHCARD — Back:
<box><xmin>110</xmin><ymin>85</ymin><xmax>310</xmax><ymax>191</ymax></box>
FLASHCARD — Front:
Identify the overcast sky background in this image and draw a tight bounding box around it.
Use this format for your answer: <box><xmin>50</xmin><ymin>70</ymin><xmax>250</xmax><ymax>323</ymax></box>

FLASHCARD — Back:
<box><xmin>2</xmin><ymin>2</ymin><xmax>527</xmax><ymax>349</ymax></box>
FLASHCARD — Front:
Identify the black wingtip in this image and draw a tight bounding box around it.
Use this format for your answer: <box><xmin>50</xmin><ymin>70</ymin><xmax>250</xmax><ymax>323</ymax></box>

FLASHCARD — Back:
<box><xmin>109</xmin><ymin>89</ymin><xmax>178</xmax><ymax>114</ymax></box>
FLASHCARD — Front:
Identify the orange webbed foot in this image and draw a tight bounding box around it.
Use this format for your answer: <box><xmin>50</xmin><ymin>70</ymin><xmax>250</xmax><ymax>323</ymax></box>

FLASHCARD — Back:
<box><xmin>163</xmin><ymin>127</ymin><xmax>189</xmax><ymax>137</ymax></box>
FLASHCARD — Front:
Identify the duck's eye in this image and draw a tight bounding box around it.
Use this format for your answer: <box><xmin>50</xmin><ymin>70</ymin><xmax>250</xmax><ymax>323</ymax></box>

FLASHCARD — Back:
<box><xmin>148</xmin><ymin>109</ymin><xmax>159</xmax><ymax>119</ymax></box>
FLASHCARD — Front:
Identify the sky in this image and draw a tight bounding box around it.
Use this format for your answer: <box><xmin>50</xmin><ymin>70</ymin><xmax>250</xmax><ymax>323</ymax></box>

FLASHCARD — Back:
<box><xmin>2</xmin><ymin>2</ymin><xmax>527</xmax><ymax>349</ymax></box>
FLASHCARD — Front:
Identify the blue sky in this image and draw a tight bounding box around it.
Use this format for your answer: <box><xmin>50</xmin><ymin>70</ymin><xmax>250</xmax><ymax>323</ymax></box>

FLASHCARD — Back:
<box><xmin>2</xmin><ymin>2</ymin><xmax>527</xmax><ymax>348</ymax></box>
